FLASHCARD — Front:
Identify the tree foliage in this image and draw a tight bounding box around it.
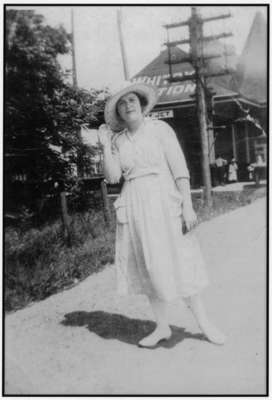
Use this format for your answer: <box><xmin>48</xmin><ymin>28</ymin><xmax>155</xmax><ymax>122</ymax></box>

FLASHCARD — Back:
<box><xmin>5</xmin><ymin>9</ymin><xmax>107</xmax><ymax>213</ymax></box>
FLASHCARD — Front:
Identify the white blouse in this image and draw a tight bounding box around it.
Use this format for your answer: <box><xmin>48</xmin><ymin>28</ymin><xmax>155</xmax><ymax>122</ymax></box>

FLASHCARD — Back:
<box><xmin>109</xmin><ymin>118</ymin><xmax>189</xmax><ymax>184</ymax></box>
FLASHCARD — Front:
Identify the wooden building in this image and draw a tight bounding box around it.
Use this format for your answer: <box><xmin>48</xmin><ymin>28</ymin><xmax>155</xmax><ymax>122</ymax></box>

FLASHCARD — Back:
<box><xmin>131</xmin><ymin>12</ymin><xmax>267</xmax><ymax>186</ymax></box>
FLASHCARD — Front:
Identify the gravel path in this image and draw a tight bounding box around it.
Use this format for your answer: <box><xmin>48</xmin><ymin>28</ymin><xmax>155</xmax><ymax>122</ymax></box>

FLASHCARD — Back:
<box><xmin>5</xmin><ymin>198</ymin><xmax>267</xmax><ymax>395</ymax></box>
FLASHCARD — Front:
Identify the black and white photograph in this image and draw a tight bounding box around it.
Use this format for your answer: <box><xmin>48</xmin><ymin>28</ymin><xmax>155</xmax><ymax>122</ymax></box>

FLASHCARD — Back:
<box><xmin>4</xmin><ymin>2</ymin><xmax>268</xmax><ymax>395</ymax></box>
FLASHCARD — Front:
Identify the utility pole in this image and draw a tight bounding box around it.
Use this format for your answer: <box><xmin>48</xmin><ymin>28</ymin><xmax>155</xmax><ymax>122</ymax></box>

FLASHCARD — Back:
<box><xmin>164</xmin><ymin>7</ymin><xmax>233</xmax><ymax>206</ymax></box>
<box><xmin>71</xmin><ymin>8</ymin><xmax>78</xmax><ymax>88</ymax></box>
<box><xmin>117</xmin><ymin>7</ymin><xmax>130</xmax><ymax>80</ymax></box>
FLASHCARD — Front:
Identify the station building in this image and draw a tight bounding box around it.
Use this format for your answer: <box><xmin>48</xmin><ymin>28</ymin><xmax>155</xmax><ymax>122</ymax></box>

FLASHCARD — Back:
<box><xmin>131</xmin><ymin>12</ymin><xmax>267</xmax><ymax>186</ymax></box>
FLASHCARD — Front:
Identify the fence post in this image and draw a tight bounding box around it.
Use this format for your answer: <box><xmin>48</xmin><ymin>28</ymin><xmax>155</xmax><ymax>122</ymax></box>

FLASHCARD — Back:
<box><xmin>60</xmin><ymin>191</ymin><xmax>72</xmax><ymax>246</ymax></box>
<box><xmin>101</xmin><ymin>180</ymin><xmax>111</xmax><ymax>226</ymax></box>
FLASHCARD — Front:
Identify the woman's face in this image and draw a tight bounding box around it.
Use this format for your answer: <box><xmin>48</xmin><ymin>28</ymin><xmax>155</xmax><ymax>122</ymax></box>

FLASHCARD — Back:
<box><xmin>117</xmin><ymin>92</ymin><xmax>143</xmax><ymax>125</ymax></box>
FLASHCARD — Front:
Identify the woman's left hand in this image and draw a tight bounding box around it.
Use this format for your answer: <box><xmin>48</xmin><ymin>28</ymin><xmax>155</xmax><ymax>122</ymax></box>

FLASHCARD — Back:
<box><xmin>183</xmin><ymin>205</ymin><xmax>197</xmax><ymax>231</ymax></box>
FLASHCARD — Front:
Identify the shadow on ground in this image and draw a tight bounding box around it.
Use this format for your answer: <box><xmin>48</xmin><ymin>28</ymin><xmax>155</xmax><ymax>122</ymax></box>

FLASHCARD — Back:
<box><xmin>61</xmin><ymin>310</ymin><xmax>206</xmax><ymax>349</ymax></box>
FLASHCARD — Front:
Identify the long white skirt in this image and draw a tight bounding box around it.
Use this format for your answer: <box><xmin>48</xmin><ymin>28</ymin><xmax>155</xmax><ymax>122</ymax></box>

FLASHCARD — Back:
<box><xmin>114</xmin><ymin>174</ymin><xmax>209</xmax><ymax>302</ymax></box>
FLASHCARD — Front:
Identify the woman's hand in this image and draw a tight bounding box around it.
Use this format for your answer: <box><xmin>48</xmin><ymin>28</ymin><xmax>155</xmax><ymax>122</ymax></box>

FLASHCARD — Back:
<box><xmin>98</xmin><ymin>124</ymin><xmax>113</xmax><ymax>148</ymax></box>
<box><xmin>183</xmin><ymin>204</ymin><xmax>197</xmax><ymax>231</ymax></box>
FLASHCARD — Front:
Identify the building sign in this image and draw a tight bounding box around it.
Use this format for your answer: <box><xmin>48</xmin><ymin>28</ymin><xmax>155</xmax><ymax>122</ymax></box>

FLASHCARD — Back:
<box><xmin>131</xmin><ymin>74</ymin><xmax>196</xmax><ymax>105</ymax></box>
<box><xmin>149</xmin><ymin>110</ymin><xmax>174</xmax><ymax>119</ymax></box>
<box><xmin>132</xmin><ymin>72</ymin><xmax>194</xmax><ymax>87</ymax></box>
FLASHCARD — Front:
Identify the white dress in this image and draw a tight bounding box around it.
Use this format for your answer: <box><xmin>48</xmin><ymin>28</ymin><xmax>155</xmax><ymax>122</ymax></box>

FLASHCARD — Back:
<box><xmin>112</xmin><ymin>118</ymin><xmax>209</xmax><ymax>302</ymax></box>
<box><xmin>228</xmin><ymin>163</ymin><xmax>238</xmax><ymax>181</ymax></box>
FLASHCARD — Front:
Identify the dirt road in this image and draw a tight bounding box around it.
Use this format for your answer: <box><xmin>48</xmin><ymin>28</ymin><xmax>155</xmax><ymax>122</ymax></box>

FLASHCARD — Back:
<box><xmin>5</xmin><ymin>198</ymin><xmax>267</xmax><ymax>395</ymax></box>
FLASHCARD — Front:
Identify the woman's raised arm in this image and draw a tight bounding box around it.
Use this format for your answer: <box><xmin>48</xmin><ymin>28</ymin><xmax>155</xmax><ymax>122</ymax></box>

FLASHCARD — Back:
<box><xmin>98</xmin><ymin>124</ymin><xmax>122</xmax><ymax>184</ymax></box>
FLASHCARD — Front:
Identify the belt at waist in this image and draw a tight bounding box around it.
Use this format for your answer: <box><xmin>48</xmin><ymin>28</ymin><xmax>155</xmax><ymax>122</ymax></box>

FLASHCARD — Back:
<box><xmin>123</xmin><ymin>169</ymin><xmax>160</xmax><ymax>181</ymax></box>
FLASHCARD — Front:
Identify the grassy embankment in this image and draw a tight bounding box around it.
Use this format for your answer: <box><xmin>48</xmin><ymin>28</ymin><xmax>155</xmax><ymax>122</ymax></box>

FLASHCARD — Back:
<box><xmin>5</xmin><ymin>184</ymin><xmax>266</xmax><ymax>312</ymax></box>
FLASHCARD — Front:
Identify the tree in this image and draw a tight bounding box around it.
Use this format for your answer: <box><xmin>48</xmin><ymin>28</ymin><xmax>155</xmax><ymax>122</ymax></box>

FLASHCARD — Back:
<box><xmin>5</xmin><ymin>9</ymin><xmax>107</xmax><ymax>213</ymax></box>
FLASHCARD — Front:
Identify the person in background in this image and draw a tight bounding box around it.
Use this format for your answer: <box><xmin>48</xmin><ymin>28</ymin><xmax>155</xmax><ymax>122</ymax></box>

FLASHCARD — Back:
<box><xmin>215</xmin><ymin>154</ymin><xmax>227</xmax><ymax>185</ymax></box>
<box><xmin>247</xmin><ymin>163</ymin><xmax>254</xmax><ymax>180</ymax></box>
<box><xmin>254</xmin><ymin>154</ymin><xmax>265</xmax><ymax>185</ymax></box>
<box><xmin>228</xmin><ymin>158</ymin><xmax>238</xmax><ymax>183</ymax></box>
<box><xmin>98</xmin><ymin>81</ymin><xmax>226</xmax><ymax>348</ymax></box>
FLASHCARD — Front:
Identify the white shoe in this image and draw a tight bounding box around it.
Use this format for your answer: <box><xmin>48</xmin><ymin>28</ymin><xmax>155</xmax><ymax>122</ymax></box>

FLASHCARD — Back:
<box><xmin>138</xmin><ymin>326</ymin><xmax>171</xmax><ymax>348</ymax></box>
<box><xmin>199</xmin><ymin>321</ymin><xmax>226</xmax><ymax>345</ymax></box>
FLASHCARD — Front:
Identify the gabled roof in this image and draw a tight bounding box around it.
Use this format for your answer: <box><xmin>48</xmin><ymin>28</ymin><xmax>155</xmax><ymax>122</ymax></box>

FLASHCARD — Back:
<box><xmin>131</xmin><ymin>45</ymin><xmax>238</xmax><ymax>106</ymax></box>
<box><xmin>236</xmin><ymin>11</ymin><xmax>267</xmax><ymax>104</ymax></box>
<box><xmin>135</xmin><ymin>46</ymin><xmax>193</xmax><ymax>77</ymax></box>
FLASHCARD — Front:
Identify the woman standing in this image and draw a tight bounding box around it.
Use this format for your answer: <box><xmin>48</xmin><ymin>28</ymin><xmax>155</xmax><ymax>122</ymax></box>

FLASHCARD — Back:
<box><xmin>228</xmin><ymin>158</ymin><xmax>238</xmax><ymax>183</ymax></box>
<box><xmin>98</xmin><ymin>82</ymin><xmax>225</xmax><ymax>348</ymax></box>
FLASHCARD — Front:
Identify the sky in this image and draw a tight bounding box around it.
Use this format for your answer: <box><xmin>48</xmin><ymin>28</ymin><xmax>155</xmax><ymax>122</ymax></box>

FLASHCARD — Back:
<box><xmin>7</xmin><ymin>5</ymin><xmax>267</xmax><ymax>92</ymax></box>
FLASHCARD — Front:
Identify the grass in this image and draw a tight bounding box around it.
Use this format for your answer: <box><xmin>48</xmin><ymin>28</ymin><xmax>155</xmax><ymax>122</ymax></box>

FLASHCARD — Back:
<box><xmin>193</xmin><ymin>184</ymin><xmax>266</xmax><ymax>224</ymax></box>
<box><xmin>5</xmin><ymin>184</ymin><xmax>266</xmax><ymax>313</ymax></box>
<box><xmin>5</xmin><ymin>209</ymin><xmax>115</xmax><ymax>312</ymax></box>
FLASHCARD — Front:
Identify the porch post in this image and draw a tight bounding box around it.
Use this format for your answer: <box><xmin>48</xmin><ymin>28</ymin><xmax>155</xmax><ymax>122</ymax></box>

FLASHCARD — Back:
<box><xmin>244</xmin><ymin>121</ymin><xmax>250</xmax><ymax>163</ymax></box>
<box><xmin>231</xmin><ymin>123</ymin><xmax>237</xmax><ymax>159</ymax></box>
<box><xmin>208</xmin><ymin>125</ymin><xmax>215</xmax><ymax>163</ymax></box>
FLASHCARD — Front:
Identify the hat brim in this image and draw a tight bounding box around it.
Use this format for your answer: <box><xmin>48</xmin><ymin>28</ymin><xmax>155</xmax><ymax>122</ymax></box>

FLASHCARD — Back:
<box><xmin>104</xmin><ymin>83</ymin><xmax>158</xmax><ymax>132</ymax></box>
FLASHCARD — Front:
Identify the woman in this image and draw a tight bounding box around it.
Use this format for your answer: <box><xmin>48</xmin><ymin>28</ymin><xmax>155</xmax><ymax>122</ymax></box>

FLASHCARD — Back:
<box><xmin>98</xmin><ymin>81</ymin><xmax>225</xmax><ymax>348</ymax></box>
<box><xmin>228</xmin><ymin>158</ymin><xmax>238</xmax><ymax>183</ymax></box>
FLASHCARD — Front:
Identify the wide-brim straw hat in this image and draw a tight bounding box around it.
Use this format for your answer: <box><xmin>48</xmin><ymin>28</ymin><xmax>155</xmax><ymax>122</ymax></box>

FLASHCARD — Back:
<box><xmin>104</xmin><ymin>81</ymin><xmax>158</xmax><ymax>132</ymax></box>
